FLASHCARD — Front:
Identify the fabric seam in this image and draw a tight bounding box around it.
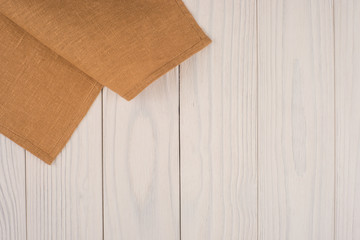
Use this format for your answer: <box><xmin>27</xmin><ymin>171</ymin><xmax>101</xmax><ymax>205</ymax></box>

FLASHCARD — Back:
<box><xmin>0</xmin><ymin>82</ymin><xmax>101</xmax><ymax>164</ymax></box>
<box><xmin>174</xmin><ymin>0</ymin><xmax>208</xmax><ymax>40</ymax></box>
<box><xmin>123</xmin><ymin>36</ymin><xmax>211</xmax><ymax>100</ymax></box>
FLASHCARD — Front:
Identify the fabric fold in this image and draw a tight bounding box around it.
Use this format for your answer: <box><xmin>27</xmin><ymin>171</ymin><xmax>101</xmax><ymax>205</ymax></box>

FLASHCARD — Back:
<box><xmin>0</xmin><ymin>0</ymin><xmax>210</xmax><ymax>163</ymax></box>
<box><xmin>0</xmin><ymin>0</ymin><xmax>211</xmax><ymax>100</ymax></box>
<box><xmin>0</xmin><ymin>13</ymin><xmax>102</xmax><ymax>164</ymax></box>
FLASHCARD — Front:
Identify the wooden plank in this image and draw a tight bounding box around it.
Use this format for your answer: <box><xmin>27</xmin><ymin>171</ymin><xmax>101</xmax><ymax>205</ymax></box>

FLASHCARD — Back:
<box><xmin>180</xmin><ymin>0</ymin><xmax>257</xmax><ymax>239</ymax></box>
<box><xmin>26</xmin><ymin>94</ymin><xmax>103</xmax><ymax>240</ymax></box>
<box><xmin>0</xmin><ymin>136</ymin><xmax>26</xmax><ymax>240</ymax></box>
<box><xmin>257</xmin><ymin>0</ymin><xmax>334</xmax><ymax>239</ymax></box>
<box><xmin>335</xmin><ymin>1</ymin><xmax>360</xmax><ymax>239</ymax></box>
<box><xmin>103</xmin><ymin>71</ymin><xmax>179</xmax><ymax>239</ymax></box>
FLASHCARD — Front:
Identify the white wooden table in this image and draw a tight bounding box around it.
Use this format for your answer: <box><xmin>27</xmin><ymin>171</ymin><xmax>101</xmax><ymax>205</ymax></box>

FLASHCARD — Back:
<box><xmin>1</xmin><ymin>0</ymin><xmax>359</xmax><ymax>239</ymax></box>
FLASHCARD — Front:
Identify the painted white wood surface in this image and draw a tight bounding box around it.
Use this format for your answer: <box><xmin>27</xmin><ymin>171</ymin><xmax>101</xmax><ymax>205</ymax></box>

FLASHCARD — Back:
<box><xmin>2</xmin><ymin>0</ymin><xmax>360</xmax><ymax>239</ymax></box>
<box><xmin>180</xmin><ymin>0</ymin><xmax>257</xmax><ymax>239</ymax></box>
<box><xmin>258</xmin><ymin>0</ymin><xmax>334</xmax><ymax>239</ymax></box>
<box><xmin>103</xmin><ymin>71</ymin><xmax>179</xmax><ymax>240</ymax></box>
<box><xmin>335</xmin><ymin>1</ymin><xmax>360</xmax><ymax>239</ymax></box>
<box><xmin>0</xmin><ymin>136</ymin><xmax>26</xmax><ymax>240</ymax></box>
<box><xmin>25</xmin><ymin>95</ymin><xmax>103</xmax><ymax>240</ymax></box>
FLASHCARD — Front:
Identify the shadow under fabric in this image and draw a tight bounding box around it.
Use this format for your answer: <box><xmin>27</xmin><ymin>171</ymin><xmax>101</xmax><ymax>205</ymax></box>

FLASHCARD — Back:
<box><xmin>0</xmin><ymin>0</ymin><xmax>211</xmax><ymax>164</ymax></box>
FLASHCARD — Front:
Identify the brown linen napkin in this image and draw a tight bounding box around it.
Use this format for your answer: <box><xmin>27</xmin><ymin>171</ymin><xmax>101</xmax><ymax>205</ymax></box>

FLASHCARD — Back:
<box><xmin>0</xmin><ymin>0</ymin><xmax>211</xmax><ymax>100</ymax></box>
<box><xmin>0</xmin><ymin>0</ymin><xmax>210</xmax><ymax>164</ymax></box>
<box><xmin>0</xmin><ymin>13</ymin><xmax>102</xmax><ymax>164</ymax></box>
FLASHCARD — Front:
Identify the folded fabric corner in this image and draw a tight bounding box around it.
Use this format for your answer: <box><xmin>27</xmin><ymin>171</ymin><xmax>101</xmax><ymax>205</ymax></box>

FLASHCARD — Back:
<box><xmin>0</xmin><ymin>0</ymin><xmax>211</xmax><ymax>100</ymax></box>
<box><xmin>0</xmin><ymin>0</ymin><xmax>210</xmax><ymax>163</ymax></box>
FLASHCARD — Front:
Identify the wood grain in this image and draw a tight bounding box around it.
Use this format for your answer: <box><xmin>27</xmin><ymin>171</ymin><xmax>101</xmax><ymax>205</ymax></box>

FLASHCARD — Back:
<box><xmin>0</xmin><ymin>136</ymin><xmax>26</xmax><ymax>240</ymax></box>
<box><xmin>3</xmin><ymin>1</ymin><xmax>360</xmax><ymax>239</ymax></box>
<box><xmin>335</xmin><ymin>1</ymin><xmax>360</xmax><ymax>239</ymax></box>
<box><xmin>103</xmin><ymin>71</ymin><xmax>179</xmax><ymax>240</ymax></box>
<box><xmin>25</xmin><ymin>95</ymin><xmax>103</xmax><ymax>240</ymax></box>
<box><xmin>257</xmin><ymin>0</ymin><xmax>334</xmax><ymax>239</ymax></box>
<box><xmin>180</xmin><ymin>0</ymin><xmax>257</xmax><ymax>239</ymax></box>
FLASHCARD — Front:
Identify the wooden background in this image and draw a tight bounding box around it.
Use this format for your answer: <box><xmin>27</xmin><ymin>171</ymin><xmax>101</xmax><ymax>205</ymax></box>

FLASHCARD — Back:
<box><xmin>1</xmin><ymin>0</ymin><xmax>359</xmax><ymax>239</ymax></box>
